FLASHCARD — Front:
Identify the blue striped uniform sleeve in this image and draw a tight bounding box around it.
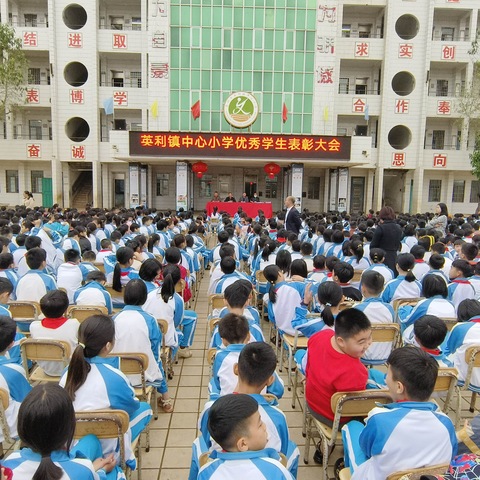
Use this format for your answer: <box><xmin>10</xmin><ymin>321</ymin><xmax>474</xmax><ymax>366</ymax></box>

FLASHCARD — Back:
<box><xmin>144</xmin><ymin>312</ymin><xmax>161</xmax><ymax>362</ymax></box>
<box><xmin>174</xmin><ymin>293</ymin><xmax>184</xmax><ymax>327</ymax></box>
<box><xmin>1</xmin><ymin>365</ymin><xmax>32</xmax><ymax>401</ymax></box>
<box><xmin>101</xmin><ymin>366</ymin><xmax>140</xmax><ymax>415</ymax></box>
<box><xmin>445</xmin><ymin>323</ymin><xmax>471</xmax><ymax>356</ymax></box>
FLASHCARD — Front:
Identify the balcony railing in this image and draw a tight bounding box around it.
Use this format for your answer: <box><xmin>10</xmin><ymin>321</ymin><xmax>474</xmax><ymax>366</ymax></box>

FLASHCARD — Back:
<box><xmin>424</xmin><ymin>144</ymin><xmax>460</xmax><ymax>150</ymax></box>
<box><xmin>338</xmin><ymin>89</ymin><xmax>381</xmax><ymax>95</ymax></box>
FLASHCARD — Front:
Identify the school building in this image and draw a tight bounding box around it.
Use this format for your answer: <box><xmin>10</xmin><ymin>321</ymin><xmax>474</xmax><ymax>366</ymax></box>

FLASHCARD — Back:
<box><xmin>1</xmin><ymin>0</ymin><xmax>480</xmax><ymax>214</ymax></box>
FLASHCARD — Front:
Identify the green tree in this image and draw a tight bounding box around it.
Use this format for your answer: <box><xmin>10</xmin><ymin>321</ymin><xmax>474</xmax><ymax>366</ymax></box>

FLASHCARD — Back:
<box><xmin>0</xmin><ymin>23</ymin><xmax>28</xmax><ymax>120</ymax></box>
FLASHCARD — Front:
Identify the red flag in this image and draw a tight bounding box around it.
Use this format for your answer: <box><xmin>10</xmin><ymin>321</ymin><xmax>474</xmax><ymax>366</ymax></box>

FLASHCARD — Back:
<box><xmin>282</xmin><ymin>102</ymin><xmax>288</xmax><ymax>123</ymax></box>
<box><xmin>191</xmin><ymin>100</ymin><xmax>201</xmax><ymax>120</ymax></box>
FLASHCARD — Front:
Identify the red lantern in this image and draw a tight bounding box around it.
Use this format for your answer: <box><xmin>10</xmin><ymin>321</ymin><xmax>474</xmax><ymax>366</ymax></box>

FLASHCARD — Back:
<box><xmin>192</xmin><ymin>161</ymin><xmax>208</xmax><ymax>179</ymax></box>
<box><xmin>264</xmin><ymin>162</ymin><xmax>281</xmax><ymax>179</ymax></box>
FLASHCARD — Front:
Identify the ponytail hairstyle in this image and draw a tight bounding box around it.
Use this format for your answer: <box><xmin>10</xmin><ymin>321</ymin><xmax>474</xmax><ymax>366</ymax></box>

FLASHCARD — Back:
<box><xmin>275</xmin><ymin>249</ymin><xmax>292</xmax><ymax>275</ymax></box>
<box><xmin>318</xmin><ymin>282</ymin><xmax>343</xmax><ymax>327</ymax></box>
<box><xmin>253</xmin><ymin>235</ymin><xmax>268</xmax><ymax>259</ymax></box>
<box><xmin>396</xmin><ymin>253</ymin><xmax>416</xmax><ymax>282</ymax></box>
<box><xmin>369</xmin><ymin>248</ymin><xmax>385</xmax><ymax>264</ymax></box>
<box><xmin>112</xmin><ymin>247</ymin><xmax>135</xmax><ymax>292</ymax></box>
<box><xmin>264</xmin><ymin>264</ymin><xmax>281</xmax><ymax>305</ymax></box>
<box><xmin>18</xmin><ymin>384</ymin><xmax>76</xmax><ymax>480</ymax></box>
<box><xmin>148</xmin><ymin>233</ymin><xmax>160</xmax><ymax>253</ymax></box>
<box><xmin>64</xmin><ymin>315</ymin><xmax>115</xmax><ymax>401</ymax></box>
<box><xmin>160</xmin><ymin>263</ymin><xmax>181</xmax><ymax>303</ymax></box>
<box><xmin>261</xmin><ymin>239</ymin><xmax>277</xmax><ymax>261</ymax></box>
<box><xmin>350</xmin><ymin>240</ymin><xmax>364</xmax><ymax>264</ymax></box>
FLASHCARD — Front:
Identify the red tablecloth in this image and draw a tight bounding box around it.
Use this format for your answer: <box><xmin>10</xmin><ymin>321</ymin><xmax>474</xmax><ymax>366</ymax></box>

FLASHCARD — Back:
<box><xmin>206</xmin><ymin>202</ymin><xmax>273</xmax><ymax>218</ymax></box>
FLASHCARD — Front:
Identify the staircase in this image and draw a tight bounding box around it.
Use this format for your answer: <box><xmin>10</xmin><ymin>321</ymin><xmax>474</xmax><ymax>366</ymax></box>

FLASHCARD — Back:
<box><xmin>71</xmin><ymin>171</ymin><xmax>93</xmax><ymax>210</ymax></box>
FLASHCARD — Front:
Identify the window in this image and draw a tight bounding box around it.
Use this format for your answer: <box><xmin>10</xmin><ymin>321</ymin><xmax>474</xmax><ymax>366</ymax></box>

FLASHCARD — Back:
<box><xmin>130</xmin><ymin>72</ymin><xmax>142</xmax><ymax>88</ymax></box>
<box><xmin>131</xmin><ymin>17</ymin><xmax>141</xmax><ymax>31</ymax></box>
<box><xmin>470</xmin><ymin>180</ymin><xmax>480</xmax><ymax>203</ymax></box>
<box><xmin>452</xmin><ymin>180</ymin><xmax>465</xmax><ymax>203</ymax></box>
<box><xmin>31</xmin><ymin>170</ymin><xmax>43</xmax><ymax>194</ymax></box>
<box><xmin>428</xmin><ymin>180</ymin><xmax>442</xmax><ymax>202</ymax></box>
<box><xmin>24</xmin><ymin>14</ymin><xmax>37</xmax><ymax>27</ymax></box>
<box><xmin>156</xmin><ymin>173</ymin><xmax>169</xmax><ymax>196</ymax></box>
<box><xmin>432</xmin><ymin>130</ymin><xmax>445</xmax><ymax>149</ymax></box>
<box><xmin>265</xmin><ymin>176</ymin><xmax>278</xmax><ymax>198</ymax></box>
<box><xmin>308</xmin><ymin>177</ymin><xmax>320</xmax><ymax>200</ymax></box>
<box><xmin>6</xmin><ymin>171</ymin><xmax>18</xmax><ymax>193</ymax></box>
<box><xmin>436</xmin><ymin>80</ymin><xmax>448</xmax><ymax>97</ymax></box>
<box><xmin>339</xmin><ymin>78</ymin><xmax>349</xmax><ymax>94</ymax></box>
<box><xmin>199</xmin><ymin>174</ymin><xmax>213</xmax><ymax>198</ymax></box>
<box><xmin>342</xmin><ymin>24</ymin><xmax>351</xmax><ymax>38</ymax></box>
<box><xmin>358</xmin><ymin>24</ymin><xmax>372</xmax><ymax>38</ymax></box>
<box><xmin>355</xmin><ymin>125</ymin><xmax>368</xmax><ymax>136</ymax></box>
<box><xmin>355</xmin><ymin>78</ymin><xmax>368</xmax><ymax>95</ymax></box>
<box><xmin>441</xmin><ymin>27</ymin><xmax>454</xmax><ymax>41</ymax></box>
<box><xmin>28</xmin><ymin>68</ymin><xmax>40</xmax><ymax>85</ymax></box>
<box><xmin>130</xmin><ymin>122</ymin><xmax>142</xmax><ymax>131</ymax></box>
<box><xmin>29</xmin><ymin>120</ymin><xmax>42</xmax><ymax>140</ymax></box>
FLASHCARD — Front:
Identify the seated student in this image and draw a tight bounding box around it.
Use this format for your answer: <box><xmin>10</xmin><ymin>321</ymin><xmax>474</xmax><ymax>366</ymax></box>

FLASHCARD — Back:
<box><xmin>264</xmin><ymin>265</ymin><xmax>306</xmax><ymax>336</ymax></box>
<box><xmin>448</xmin><ymin>259</ymin><xmax>475</xmax><ymax>311</ymax></box>
<box><xmin>0</xmin><ymin>315</ymin><xmax>31</xmax><ymax>443</ymax></box>
<box><xmin>30</xmin><ymin>290</ymin><xmax>80</xmax><ymax>377</ymax></box>
<box><xmin>3</xmin><ymin>383</ymin><xmax>121</xmax><ymax>480</ymax></box>
<box><xmin>300</xmin><ymin>242</ymin><xmax>314</xmax><ymax>272</ymax></box>
<box><xmin>138</xmin><ymin>257</ymin><xmax>163</xmax><ymax>293</ymax></box>
<box><xmin>305</xmin><ymin>308</ymin><xmax>372</xmax><ymax>446</ymax></box>
<box><xmin>107</xmin><ymin>246</ymin><xmax>139</xmax><ymax>292</ymax></box>
<box><xmin>143</xmin><ymin>263</ymin><xmax>197</xmax><ymax>359</ymax></box>
<box><xmin>214</xmin><ymin>256</ymin><xmax>250</xmax><ymax>294</ymax></box>
<box><xmin>15</xmin><ymin>247</ymin><xmax>57</xmax><ymax>303</ymax></box>
<box><xmin>333</xmin><ymin>261</ymin><xmax>362</xmax><ymax>301</ymax></box>
<box><xmin>411</xmin><ymin>245</ymin><xmax>430</xmax><ymax>281</ymax></box>
<box><xmin>470</xmin><ymin>261</ymin><xmax>480</xmax><ymax>301</ymax></box>
<box><xmin>460</xmin><ymin>242</ymin><xmax>479</xmax><ymax>266</ymax></box>
<box><xmin>308</xmin><ymin>255</ymin><xmax>327</xmax><ymax>283</ymax></box>
<box><xmin>0</xmin><ymin>252</ymin><xmax>18</xmax><ymax>294</ymax></box>
<box><xmin>289</xmin><ymin>240</ymin><xmax>302</xmax><ymax>261</ymax></box>
<box><xmin>112</xmin><ymin>279</ymin><xmax>172</xmax><ymax>413</ymax></box>
<box><xmin>344</xmin><ymin>240</ymin><xmax>371</xmax><ymax>276</ymax></box>
<box><xmin>210</xmin><ymin>280</ymin><xmax>264</xmax><ymax>349</ymax></box>
<box><xmin>60</xmin><ymin>315</ymin><xmax>152</xmax><ymax>471</ymax></box>
<box><xmin>197</xmin><ymin>394</ymin><xmax>295</xmax><ymax>480</ymax></box>
<box><xmin>355</xmin><ymin>270</ymin><xmax>395</xmax><ymax>362</ymax></box>
<box><xmin>73</xmin><ymin>270</ymin><xmax>113</xmax><ymax>314</ymax></box>
<box><xmin>57</xmin><ymin>249</ymin><xmax>90</xmax><ymax>303</ymax></box>
<box><xmin>341</xmin><ymin>347</ymin><xmax>457</xmax><ymax>480</ymax></box>
<box><xmin>325</xmin><ymin>229</ymin><xmax>345</xmax><ymax>258</ymax></box>
<box><xmin>209</xmin><ymin>314</ymin><xmax>283</xmax><ymax>399</ymax></box>
<box><xmin>163</xmin><ymin>246</ymin><xmax>192</xmax><ymax>303</ymax></box>
<box><xmin>81</xmin><ymin>250</ymin><xmax>100</xmax><ymax>274</ymax></box>
<box><xmin>192</xmin><ymin>342</ymin><xmax>299</xmax><ymax>480</ymax></box>
<box><xmin>400</xmin><ymin>274</ymin><xmax>456</xmax><ymax>332</ymax></box>
<box><xmin>382</xmin><ymin>253</ymin><xmax>422</xmax><ymax>304</ymax></box>
<box><xmin>12</xmin><ymin>233</ymin><xmax>27</xmax><ymax>268</ymax></box>
<box><xmin>361</xmin><ymin>248</ymin><xmax>394</xmax><ymax>286</ymax></box>
<box><xmin>424</xmin><ymin>253</ymin><xmax>449</xmax><ymax>285</ymax></box>
<box><xmin>403</xmin><ymin>315</ymin><xmax>451</xmax><ymax>367</ymax></box>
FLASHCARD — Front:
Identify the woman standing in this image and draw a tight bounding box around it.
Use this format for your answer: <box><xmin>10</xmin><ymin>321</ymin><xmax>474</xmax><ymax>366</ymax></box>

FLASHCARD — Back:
<box><xmin>370</xmin><ymin>206</ymin><xmax>403</xmax><ymax>275</ymax></box>
<box><xmin>425</xmin><ymin>202</ymin><xmax>449</xmax><ymax>236</ymax></box>
<box><xmin>23</xmin><ymin>191</ymin><xmax>35</xmax><ymax>208</ymax></box>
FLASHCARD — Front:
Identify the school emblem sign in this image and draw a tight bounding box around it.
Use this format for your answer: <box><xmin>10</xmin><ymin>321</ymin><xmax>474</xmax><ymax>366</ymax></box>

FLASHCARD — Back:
<box><xmin>224</xmin><ymin>92</ymin><xmax>259</xmax><ymax>129</ymax></box>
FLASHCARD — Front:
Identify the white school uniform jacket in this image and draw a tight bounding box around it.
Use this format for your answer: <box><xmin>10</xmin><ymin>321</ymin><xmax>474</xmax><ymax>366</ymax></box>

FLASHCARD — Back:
<box><xmin>198</xmin><ymin>449</ymin><xmax>295</xmax><ymax>480</ymax></box>
<box><xmin>412</xmin><ymin>261</ymin><xmax>430</xmax><ymax>281</ymax></box>
<box><xmin>362</xmin><ymin>264</ymin><xmax>394</xmax><ymax>285</ymax></box>
<box><xmin>142</xmin><ymin>289</ymin><xmax>184</xmax><ymax>347</ymax></box>
<box><xmin>30</xmin><ymin>317</ymin><xmax>80</xmax><ymax>376</ymax></box>
<box><xmin>267</xmin><ymin>281</ymin><xmax>306</xmax><ymax>335</ymax></box>
<box><xmin>15</xmin><ymin>269</ymin><xmax>57</xmax><ymax>303</ymax></box>
<box><xmin>12</xmin><ymin>246</ymin><xmax>26</xmax><ymax>268</ymax></box>
<box><xmin>0</xmin><ymin>359</ymin><xmax>32</xmax><ymax>442</ymax></box>
<box><xmin>381</xmin><ymin>275</ymin><xmax>422</xmax><ymax>304</ymax></box>
<box><xmin>400</xmin><ymin>296</ymin><xmax>456</xmax><ymax>330</ymax></box>
<box><xmin>112</xmin><ymin>305</ymin><xmax>164</xmax><ymax>385</ymax></box>
<box><xmin>448</xmin><ymin>278</ymin><xmax>476</xmax><ymax>311</ymax></box>
<box><xmin>73</xmin><ymin>281</ymin><xmax>113</xmax><ymax>314</ymax></box>
<box><xmin>214</xmin><ymin>271</ymin><xmax>250</xmax><ymax>294</ymax></box>
<box><xmin>56</xmin><ymin>262</ymin><xmax>87</xmax><ymax>303</ymax></box>
<box><xmin>348</xmin><ymin>402</ymin><xmax>456</xmax><ymax>480</ymax></box>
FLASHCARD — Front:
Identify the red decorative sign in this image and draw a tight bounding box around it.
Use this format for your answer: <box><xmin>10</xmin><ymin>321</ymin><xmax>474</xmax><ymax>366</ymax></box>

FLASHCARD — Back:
<box><xmin>70</xmin><ymin>89</ymin><xmax>84</xmax><ymax>104</ymax></box>
<box><xmin>71</xmin><ymin>145</ymin><xmax>86</xmax><ymax>160</ymax></box>
<box><xmin>437</xmin><ymin>100</ymin><xmax>451</xmax><ymax>115</ymax></box>
<box><xmin>130</xmin><ymin>132</ymin><xmax>351</xmax><ymax>160</ymax></box>
<box><xmin>27</xmin><ymin>144</ymin><xmax>41</xmax><ymax>158</ymax></box>
<box><xmin>442</xmin><ymin>45</ymin><xmax>455</xmax><ymax>60</ymax></box>
<box><xmin>23</xmin><ymin>32</ymin><xmax>37</xmax><ymax>47</ymax></box>
<box><xmin>26</xmin><ymin>88</ymin><xmax>39</xmax><ymax>104</ymax></box>
<box><xmin>68</xmin><ymin>33</ymin><xmax>83</xmax><ymax>48</ymax></box>
<box><xmin>355</xmin><ymin>42</ymin><xmax>369</xmax><ymax>57</ymax></box>
<box><xmin>433</xmin><ymin>154</ymin><xmax>447</xmax><ymax>168</ymax></box>
<box><xmin>392</xmin><ymin>152</ymin><xmax>406</xmax><ymax>167</ymax></box>
<box><xmin>113</xmin><ymin>33</ymin><xmax>127</xmax><ymax>49</ymax></box>
<box><xmin>399</xmin><ymin>43</ymin><xmax>413</xmax><ymax>58</ymax></box>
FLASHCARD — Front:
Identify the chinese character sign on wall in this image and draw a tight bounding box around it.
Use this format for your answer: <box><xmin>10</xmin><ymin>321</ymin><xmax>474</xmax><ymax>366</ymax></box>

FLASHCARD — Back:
<box><xmin>71</xmin><ymin>145</ymin><xmax>86</xmax><ymax>160</ymax></box>
<box><xmin>437</xmin><ymin>100</ymin><xmax>451</xmax><ymax>115</ymax></box>
<box><xmin>68</xmin><ymin>33</ymin><xmax>83</xmax><ymax>48</ymax></box>
<box><xmin>433</xmin><ymin>154</ymin><xmax>447</xmax><ymax>168</ymax></box>
<box><xmin>392</xmin><ymin>152</ymin><xmax>406</xmax><ymax>167</ymax></box>
<box><xmin>318</xmin><ymin>5</ymin><xmax>337</xmax><ymax>23</ymax></box>
<box><xmin>150</xmin><ymin>63</ymin><xmax>169</xmax><ymax>79</ymax></box>
<box><xmin>395</xmin><ymin>99</ymin><xmax>410</xmax><ymax>114</ymax></box>
<box><xmin>398</xmin><ymin>43</ymin><xmax>413</xmax><ymax>58</ymax></box>
<box><xmin>113</xmin><ymin>91</ymin><xmax>128</xmax><ymax>106</ymax></box>
<box><xmin>352</xmin><ymin>98</ymin><xmax>366</xmax><ymax>113</ymax></box>
<box><xmin>442</xmin><ymin>45</ymin><xmax>455</xmax><ymax>60</ymax></box>
<box><xmin>113</xmin><ymin>33</ymin><xmax>127</xmax><ymax>49</ymax></box>
<box><xmin>69</xmin><ymin>89</ymin><xmax>84</xmax><ymax>104</ymax></box>
<box><xmin>27</xmin><ymin>144</ymin><xmax>41</xmax><ymax>158</ymax></box>
<box><xmin>355</xmin><ymin>42</ymin><xmax>369</xmax><ymax>57</ymax></box>
<box><xmin>26</xmin><ymin>89</ymin><xmax>39</xmax><ymax>104</ymax></box>
<box><xmin>23</xmin><ymin>32</ymin><xmax>37</xmax><ymax>47</ymax></box>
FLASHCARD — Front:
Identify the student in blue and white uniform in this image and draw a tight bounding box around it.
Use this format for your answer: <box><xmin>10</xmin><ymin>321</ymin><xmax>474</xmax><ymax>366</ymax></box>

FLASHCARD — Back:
<box><xmin>138</xmin><ymin>258</ymin><xmax>163</xmax><ymax>294</ymax></box>
<box><xmin>324</xmin><ymin>229</ymin><xmax>345</xmax><ymax>258</ymax></box>
<box><xmin>57</xmin><ymin>249</ymin><xmax>91</xmax><ymax>303</ymax></box>
<box><xmin>214</xmin><ymin>257</ymin><xmax>251</xmax><ymax>294</ymax></box>
<box><xmin>74</xmin><ymin>271</ymin><xmax>113</xmax><ymax>314</ymax></box>
<box><xmin>15</xmin><ymin>247</ymin><xmax>57</xmax><ymax>303</ymax></box>
<box><xmin>197</xmin><ymin>394</ymin><xmax>294</xmax><ymax>480</ymax></box>
<box><xmin>381</xmin><ymin>253</ymin><xmax>421</xmax><ymax>305</ymax></box>
<box><xmin>341</xmin><ymin>347</ymin><xmax>457</xmax><ymax>480</ymax></box>
<box><xmin>400</xmin><ymin>274</ymin><xmax>455</xmax><ymax>332</ymax></box>
<box><xmin>142</xmin><ymin>264</ymin><xmax>197</xmax><ymax>359</ymax></box>
<box><xmin>264</xmin><ymin>265</ymin><xmax>306</xmax><ymax>336</ymax></box>
<box><xmin>344</xmin><ymin>240</ymin><xmax>371</xmax><ymax>281</ymax></box>
<box><xmin>146</xmin><ymin>234</ymin><xmax>165</xmax><ymax>260</ymax></box>
<box><xmin>60</xmin><ymin>315</ymin><xmax>152</xmax><ymax>471</ymax></box>
<box><xmin>448</xmin><ymin>259</ymin><xmax>475</xmax><ymax>312</ymax></box>
<box><xmin>362</xmin><ymin>248</ymin><xmax>394</xmax><ymax>286</ymax></box>
<box><xmin>0</xmin><ymin>252</ymin><xmax>18</xmax><ymax>294</ymax></box>
<box><xmin>4</xmin><ymin>383</ymin><xmax>124</xmax><ymax>480</ymax></box>
<box><xmin>411</xmin><ymin>245</ymin><xmax>430</xmax><ymax>281</ymax></box>
<box><xmin>108</xmin><ymin>247</ymin><xmax>139</xmax><ymax>292</ymax></box>
<box><xmin>423</xmin><ymin>253</ymin><xmax>450</xmax><ymax>286</ymax></box>
<box><xmin>112</xmin><ymin>279</ymin><xmax>172</xmax><ymax>413</ymax></box>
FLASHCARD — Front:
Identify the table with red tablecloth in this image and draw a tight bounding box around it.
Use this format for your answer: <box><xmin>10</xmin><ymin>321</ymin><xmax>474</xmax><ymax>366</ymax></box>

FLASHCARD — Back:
<box><xmin>206</xmin><ymin>202</ymin><xmax>273</xmax><ymax>217</ymax></box>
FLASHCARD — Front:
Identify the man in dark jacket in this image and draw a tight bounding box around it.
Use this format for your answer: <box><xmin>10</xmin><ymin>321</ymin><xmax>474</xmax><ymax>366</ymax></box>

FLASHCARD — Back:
<box><xmin>284</xmin><ymin>195</ymin><xmax>302</xmax><ymax>235</ymax></box>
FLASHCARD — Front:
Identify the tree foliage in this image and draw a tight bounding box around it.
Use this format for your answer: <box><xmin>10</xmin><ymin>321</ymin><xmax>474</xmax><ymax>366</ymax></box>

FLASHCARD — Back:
<box><xmin>0</xmin><ymin>23</ymin><xmax>28</xmax><ymax>117</ymax></box>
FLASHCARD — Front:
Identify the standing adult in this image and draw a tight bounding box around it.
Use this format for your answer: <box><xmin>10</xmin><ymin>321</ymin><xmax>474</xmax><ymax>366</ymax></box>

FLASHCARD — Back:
<box><xmin>23</xmin><ymin>191</ymin><xmax>35</xmax><ymax>209</ymax></box>
<box><xmin>370</xmin><ymin>206</ymin><xmax>403</xmax><ymax>275</ymax></box>
<box><xmin>284</xmin><ymin>195</ymin><xmax>302</xmax><ymax>235</ymax></box>
<box><xmin>425</xmin><ymin>202</ymin><xmax>448</xmax><ymax>236</ymax></box>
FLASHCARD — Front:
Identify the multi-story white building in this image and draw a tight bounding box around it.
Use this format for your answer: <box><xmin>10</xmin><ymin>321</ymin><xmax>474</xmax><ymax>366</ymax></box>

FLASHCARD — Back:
<box><xmin>1</xmin><ymin>0</ymin><xmax>479</xmax><ymax>215</ymax></box>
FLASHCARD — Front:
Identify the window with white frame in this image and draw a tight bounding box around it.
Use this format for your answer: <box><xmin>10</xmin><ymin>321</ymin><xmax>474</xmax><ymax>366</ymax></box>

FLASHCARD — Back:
<box><xmin>307</xmin><ymin>177</ymin><xmax>320</xmax><ymax>200</ymax></box>
<box><xmin>200</xmin><ymin>175</ymin><xmax>213</xmax><ymax>198</ymax></box>
<box><xmin>156</xmin><ymin>173</ymin><xmax>169</xmax><ymax>196</ymax></box>
<box><xmin>6</xmin><ymin>170</ymin><xmax>18</xmax><ymax>193</ymax></box>
<box><xmin>428</xmin><ymin>180</ymin><xmax>441</xmax><ymax>203</ymax></box>
<box><xmin>470</xmin><ymin>180</ymin><xmax>480</xmax><ymax>203</ymax></box>
<box><xmin>265</xmin><ymin>176</ymin><xmax>278</xmax><ymax>198</ymax></box>
<box><xmin>452</xmin><ymin>180</ymin><xmax>465</xmax><ymax>203</ymax></box>
<box><xmin>31</xmin><ymin>170</ymin><xmax>43</xmax><ymax>194</ymax></box>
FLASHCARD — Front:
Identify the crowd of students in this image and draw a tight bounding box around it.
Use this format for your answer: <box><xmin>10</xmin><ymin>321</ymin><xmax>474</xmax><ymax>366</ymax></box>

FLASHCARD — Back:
<box><xmin>1</xmin><ymin>201</ymin><xmax>480</xmax><ymax>478</ymax></box>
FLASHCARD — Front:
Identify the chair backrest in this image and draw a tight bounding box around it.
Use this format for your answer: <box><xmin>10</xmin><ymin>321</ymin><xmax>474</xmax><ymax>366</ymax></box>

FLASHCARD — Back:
<box><xmin>157</xmin><ymin>319</ymin><xmax>168</xmax><ymax>336</ymax></box>
<box><xmin>256</xmin><ymin>270</ymin><xmax>267</xmax><ymax>283</ymax></box>
<box><xmin>439</xmin><ymin>317</ymin><xmax>458</xmax><ymax>331</ymax></box>
<box><xmin>464</xmin><ymin>345</ymin><xmax>480</xmax><ymax>389</ymax></box>
<box><xmin>352</xmin><ymin>270</ymin><xmax>363</xmax><ymax>283</ymax></box>
<box><xmin>93</xmin><ymin>262</ymin><xmax>106</xmax><ymax>273</ymax></box>
<box><xmin>8</xmin><ymin>301</ymin><xmax>41</xmax><ymax>320</ymax></box>
<box><xmin>209</xmin><ymin>317</ymin><xmax>220</xmax><ymax>334</ymax></box>
<box><xmin>74</xmin><ymin>410</ymin><xmax>129</xmax><ymax>470</ymax></box>
<box><xmin>155</xmin><ymin>254</ymin><xmax>163</xmax><ymax>264</ymax></box>
<box><xmin>67</xmin><ymin>305</ymin><xmax>108</xmax><ymax>323</ymax></box>
<box><xmin>338</xmin><ymin>301</ymin><xmax>355</xmax><ymax>311</ymax></box>
<box><xmin>433</xmin><ymin>367</ymin><xmax>458</xmax><ymax>412</ymax></box>
<box><xmin>386</xmin><ymin>463</ymin><xmax>450</xmax><ymax>480</ymax></box>
<box><xmin>392</xmin><ymin>297</ymin><xmax>423</xmax><ymax>313</ymax></box>
<box><xmin>0</xmin><ymin>387</ymin><xmax>12</xmax><ymax>442</ymax></box>
<box><xmin>331</xmin><ymin>390</ymin><xmax>392</xmax><ymax>420</ymax></box>
<box><xmin>209</xmin><ymin>294</ymin><xmax>225</xmax><ymax>311</ymax></box>
<box><xmin>207</xmin><ymin>348</ymin><xmax>217</xmax><ymax>366</ymax></box>
<box><xmin>110</xmin><ymin>353</ymin><xmax>148</xmax><ymax>397</ymax></box>
<box><xmin>104</xmin><ymin>284</ymin><xmax>123</xmax><ymax>301</ymax></box>
<box><xmin>369</xmin><ymin>323</ymin><xmax>401</xmax><ymax>345</ymax></box>
<box><xmin>175</xmin><ymin>279</ymin><xmax>186</xmax><ymax>294</ymax></box>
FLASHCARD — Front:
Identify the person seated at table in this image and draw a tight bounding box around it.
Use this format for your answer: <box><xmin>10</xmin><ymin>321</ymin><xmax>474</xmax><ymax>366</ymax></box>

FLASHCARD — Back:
<box><xmin>251</xmin><ymin>192</ymin><xmax>260</xmax><ymax>202</ymax></box>
<box><xmin>212</xmin><ymin>191</ymin><xmax>221</xmax><ymax>202</ymax></box>
<box><xmin>240</xmin><ymin>193</ymin><xmax>249</xmax><ymax>203</ymax></box>
<box><xmin>224</xmin><ymin>192</ymin><xmax>236</xmax><ymax>202</ymax></box>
